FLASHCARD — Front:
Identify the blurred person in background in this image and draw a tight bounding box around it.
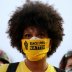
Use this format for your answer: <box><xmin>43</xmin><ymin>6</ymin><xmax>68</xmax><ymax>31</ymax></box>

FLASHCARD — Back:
<box><xmin>0</xmin><ymin>49</ymin><xmax>10</xmax><ymax>66</ymax></box>
<box><xmin>59</xmin><ymin>50</ymin><xmax>72</xmax><ymax>72</ymax></box>
<box><xmin>0</xmin><ymin>0</ymin><xmax>65</xmax><ymax>72</ymax></box>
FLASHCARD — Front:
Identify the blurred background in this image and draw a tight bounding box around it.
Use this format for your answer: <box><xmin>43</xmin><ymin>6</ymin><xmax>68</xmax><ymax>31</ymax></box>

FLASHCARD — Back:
<box><xmin>0</xmin><ymin>0</ymin><xmax>72</xmax><ymax>67</ymax></box>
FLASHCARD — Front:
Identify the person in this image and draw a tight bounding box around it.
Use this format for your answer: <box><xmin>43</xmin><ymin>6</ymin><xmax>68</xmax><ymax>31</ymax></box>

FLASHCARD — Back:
<box><xmin>0</xmin><ymin>1</ymin><xmax>65</xmax><ymax>72</ymax></box>
<box><xmin>59</xmin><ymin>50</ymin><xmax>72</xmax><ymax>72</ymax></box>
<box><xmin>0</xmin><ymin>49</ymin><xmax>10</xmax><ymax>66</ymax></box>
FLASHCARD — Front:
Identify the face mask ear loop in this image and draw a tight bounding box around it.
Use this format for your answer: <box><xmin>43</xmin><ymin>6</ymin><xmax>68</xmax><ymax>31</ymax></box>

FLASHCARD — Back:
<box><xmin>48</xmin><ymin>39</ymin><xmax>51</xmax><ymax>52</ymax></box>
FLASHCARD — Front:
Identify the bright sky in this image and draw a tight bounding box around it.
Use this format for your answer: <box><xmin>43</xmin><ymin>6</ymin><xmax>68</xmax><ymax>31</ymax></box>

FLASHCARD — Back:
<box><xmin>0</xmin><ymin>0</ymin><xmax>72</xmax><ymax>67</ymax></box>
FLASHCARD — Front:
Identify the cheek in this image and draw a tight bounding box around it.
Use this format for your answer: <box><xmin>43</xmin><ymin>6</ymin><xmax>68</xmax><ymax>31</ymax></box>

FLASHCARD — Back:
<box><xmin>65</xmin><ymin>64</ymin><xmax>70</xmax><ymax>69</ymax></box>
<box><xmin>65</xmin><ymin>60</ymin><xmax>72</xmax><ymax>69</ymax></box>
<box><xmin>0</xmin><ymin>62</ymin><xmax>4</xmax><ymax>65</ymax></box>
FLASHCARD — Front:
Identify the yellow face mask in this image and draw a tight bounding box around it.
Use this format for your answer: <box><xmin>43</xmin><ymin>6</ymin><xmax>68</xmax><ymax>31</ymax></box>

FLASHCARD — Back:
<box><xmin>21</xmin><ymin>38</ymin><xmax>50</xmax><ymax>61</ymax></box>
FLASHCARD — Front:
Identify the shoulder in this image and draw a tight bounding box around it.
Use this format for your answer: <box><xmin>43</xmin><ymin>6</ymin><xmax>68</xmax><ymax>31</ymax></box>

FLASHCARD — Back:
<box><xmin>54</xmin><ymin>66</ymin><xmax>65</xmax><ymax>72</ymax></box>
<box><xmin>0</xmin><ymin>64</ymin><xmax>9</xmax><ymax>72</ymax></box>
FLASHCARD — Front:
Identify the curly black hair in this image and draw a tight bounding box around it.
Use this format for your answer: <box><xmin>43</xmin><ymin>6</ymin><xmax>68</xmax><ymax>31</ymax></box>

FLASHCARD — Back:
<box><xmin>7</xmin><ymin>1</ymin><xmax>64</xmax><ymax>57</ymax></box>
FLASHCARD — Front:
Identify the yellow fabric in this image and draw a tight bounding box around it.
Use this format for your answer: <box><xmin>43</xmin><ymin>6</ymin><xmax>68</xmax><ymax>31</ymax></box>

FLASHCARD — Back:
<box><xmin>16</xmin><ymin>61</ymin><xmax>56</xmax><ymax>72</ymax></box>
<box><xmin>21</xmin><ymin>38</ymin><xmax>50</xmax><ymax>61</ymax></box>
<box><xmin>46</xmin><ymin>64</ymin><xmax>56</xmax><ymax>72</ymax></box>
<box><xmin>0</xmin><ymin>61</ymin><xmax>56</xmax><ymax>72</ymax></box>
<box><xmin>0</xmin><ymin>64</ymin><xmax>9</xmax><ymax>72</ymax></box>
<box><xmin>16</xmin><ymin>61</ymin><xmax>31</xmax><ymax>72</ymax></box>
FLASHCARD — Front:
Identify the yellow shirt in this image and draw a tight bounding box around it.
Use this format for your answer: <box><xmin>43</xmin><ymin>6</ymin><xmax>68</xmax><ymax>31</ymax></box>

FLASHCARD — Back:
<box><xmin>0</xmin><ymin>64</ymin><xmax>9</xmax><ymax>72</ymax></box>
<box><xmin>0</xmin><ymin>61</ymin><xmax>56</xmax><ymax>72</ymax></box>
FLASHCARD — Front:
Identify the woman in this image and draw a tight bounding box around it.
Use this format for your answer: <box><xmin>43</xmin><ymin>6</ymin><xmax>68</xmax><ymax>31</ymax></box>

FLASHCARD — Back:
<box><xmin>59</xmin><ymin>51</ymin><xmax>72</xmax><ymax>72</ymax></box>
<box><xmin>0</xmin><ymin>49</ymin><xmax>10</xmax><ymax>65</ymax></box>
<box><xmin>0</xmin><ymin>1</ymin><xmax>64</xmax><ymax>72</ymax></box>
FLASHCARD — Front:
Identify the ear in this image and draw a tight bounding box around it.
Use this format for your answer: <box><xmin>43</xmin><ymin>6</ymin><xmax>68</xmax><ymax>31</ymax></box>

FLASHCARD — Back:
<box><xmin>49</xmin><ymin>39</ymin><xmax>52</xmax><ymax>51</ymax></box>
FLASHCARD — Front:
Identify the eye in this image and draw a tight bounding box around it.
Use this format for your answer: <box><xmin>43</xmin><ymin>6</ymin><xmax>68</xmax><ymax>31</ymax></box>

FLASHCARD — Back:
<box><xmin>69</xmin><ymin>65</ymin><xmax>72</xmax><ymax>68</ymax></box>
<box><xmin>37</xmin><ymin>33</ymin><xmax>45</xmax><ymax>38</ymax></box>
<box><xmin>23</xmin><ymin>34</ymin><xmax>32</xmax><ymax>39</ymax></box>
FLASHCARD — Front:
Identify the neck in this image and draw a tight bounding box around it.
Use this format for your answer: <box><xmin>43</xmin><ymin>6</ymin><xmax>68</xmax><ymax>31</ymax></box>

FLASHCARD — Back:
<box><xmin>25</xmin><ymin>57</ymin><xmax>48</xmax><ymax>71</ymax></box>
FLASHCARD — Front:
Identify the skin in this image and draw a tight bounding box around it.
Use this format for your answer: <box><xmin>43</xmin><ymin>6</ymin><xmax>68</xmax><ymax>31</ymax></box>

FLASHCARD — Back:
<box><xmin>65</xmin><ymin>57</ymin><xmax>72</xmax><ymax>69</ymax></box>
<box><xmin>22</xmin><ymin>26</ymin><xmax>50</xmax><ymax>72</ymax></box>
<box><xmin>23</xmin><ymin>26</ymin><xmax>48</xmax><ymax>39</ymax></box>
<box><xmin>0</xmin><ymin>61</ymin><xmax>4</xmax><ymax>66</ymax></box>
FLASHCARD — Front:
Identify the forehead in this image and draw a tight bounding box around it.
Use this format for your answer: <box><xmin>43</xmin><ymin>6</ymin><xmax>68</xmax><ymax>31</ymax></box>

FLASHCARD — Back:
<box><xmin>24</xmin><ymin>26</ymin><xmax>47</xmax><ymax>32</ymax></box>
<box><xmin>67</xmin><ymin>57</ymin><xmax>72</xmax><ymax>64</ymax></box>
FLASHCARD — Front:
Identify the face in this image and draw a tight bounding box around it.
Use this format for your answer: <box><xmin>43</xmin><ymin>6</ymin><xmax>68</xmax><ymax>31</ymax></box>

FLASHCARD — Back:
<box><xmin>23</xmin><ymin>26</ymin><xmax>48</xmax><ymax>39</ymax></box>
<box><xmin>65</xmin><ymin>57</ymin><xmax>72</xmax><ymax>69</ymax></box>
<box><xmin>0</xmin><ymin>61</ymin><xmax>4</xmax><ymax>66</ymax></box>
<box><xmin>22</xmin><ymin>26</ymin><xmax>50</xmax><ymax>61</ymax></box>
